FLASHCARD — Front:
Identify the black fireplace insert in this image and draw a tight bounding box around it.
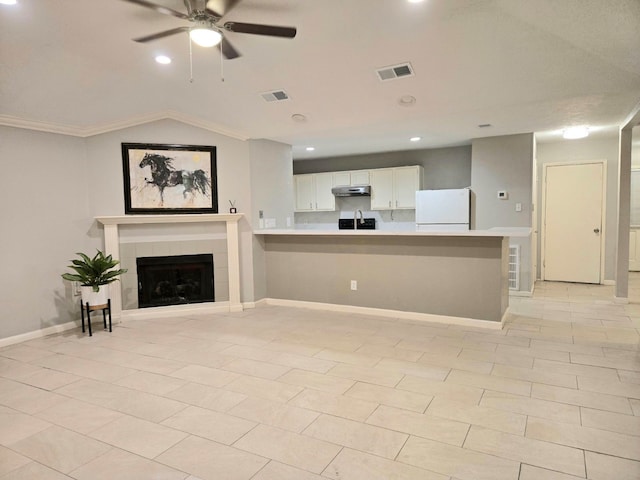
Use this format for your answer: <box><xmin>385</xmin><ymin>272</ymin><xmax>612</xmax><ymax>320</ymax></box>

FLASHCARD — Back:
<box><xmin>137</xmin><ymin>254</ymin><xmax>214</xmax><ymax>308</ymax></box>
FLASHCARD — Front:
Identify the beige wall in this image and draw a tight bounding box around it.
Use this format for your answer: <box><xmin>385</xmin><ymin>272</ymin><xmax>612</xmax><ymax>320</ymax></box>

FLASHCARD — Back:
<box><xmin>0</xmin><ymin>126</ymin><xmax>92</xmax><ymax>338</ymax></box>
<box><xmin>471</xmin><ymin>133</ymin><xmax>534</xmax><ymax>293</ymax></box>
<box><xmin>0</xmin><ymin>120</ymin><xmax>291</xmax><ymax>340</ymax></box>
<box><xmin>263</xmin><ymin>235</ymin><xmax>508</xmax><ymax>322</ymax></box>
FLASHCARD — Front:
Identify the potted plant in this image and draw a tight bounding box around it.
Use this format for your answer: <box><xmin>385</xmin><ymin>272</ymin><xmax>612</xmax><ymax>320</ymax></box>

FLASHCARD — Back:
<box><xmin>62</xmin><ymin>250</ymin><xmax>128</xmax><ymax>306</ymax></box>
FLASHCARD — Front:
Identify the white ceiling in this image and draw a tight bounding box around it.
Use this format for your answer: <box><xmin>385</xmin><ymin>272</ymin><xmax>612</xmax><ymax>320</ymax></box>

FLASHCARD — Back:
<box><xmin>1</xmin><ymin>0</ymin><xmax>639</xmax><ymax>160</ymax></box>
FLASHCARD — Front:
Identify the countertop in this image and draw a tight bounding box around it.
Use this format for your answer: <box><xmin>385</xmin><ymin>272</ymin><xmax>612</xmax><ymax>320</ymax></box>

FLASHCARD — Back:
<box><xmin>254</xmin><ymin>227</ymin><xmax>532</xmax><ymax>238</ymax></box>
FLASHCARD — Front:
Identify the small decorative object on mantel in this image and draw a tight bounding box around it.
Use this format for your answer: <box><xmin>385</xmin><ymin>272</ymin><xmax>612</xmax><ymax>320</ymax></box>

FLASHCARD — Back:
<box><xmin>122</xmin><ymin>142</ymin><xmax>218</xmax><ymax>214</ymax></box>
<box><xmin>229</xmin><ymin>200</ymin><xmax>237</xmax><ymax>214</ymax></box>
<box><xmin>61</xmin><ymin>250</ymin><xmax>128</xmax><ymax>307</ymax></box>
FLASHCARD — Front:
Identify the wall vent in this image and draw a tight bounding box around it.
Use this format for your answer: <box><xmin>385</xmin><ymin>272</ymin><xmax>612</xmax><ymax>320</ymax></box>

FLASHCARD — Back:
<box><xmin>508</xmin><ymin>245</ymin><xmax>520</xmax><ymax>290</ymax></box>
<box><xmin>261</xmin><ymin>90</ymin><xmax>289</xmax><ymax>102</ymax></box>
<box><xmin>376</xmin><ymin>63</ymin><xmax>414</xmax><ymax>81</ymax></box>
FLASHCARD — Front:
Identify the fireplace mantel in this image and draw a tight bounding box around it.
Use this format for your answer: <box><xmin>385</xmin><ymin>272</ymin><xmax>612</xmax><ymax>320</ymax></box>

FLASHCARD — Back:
<box><xmin>96</xmin><ymin>213</ymin><xmax>243</xmax><ymax>318</ymax></box>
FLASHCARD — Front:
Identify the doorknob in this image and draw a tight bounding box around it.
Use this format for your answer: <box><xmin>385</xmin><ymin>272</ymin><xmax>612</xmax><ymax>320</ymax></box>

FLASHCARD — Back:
<box><xmin>594</xmin><ymin>228</ymin><xmax>600</xmax><ymax>234</ymax></box>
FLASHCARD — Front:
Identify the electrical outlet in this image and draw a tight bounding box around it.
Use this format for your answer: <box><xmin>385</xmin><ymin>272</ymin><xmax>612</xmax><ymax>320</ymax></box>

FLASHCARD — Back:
<box><xmin>72</xmin><ymin>281</ymin><xmax>81</xmax><ymax>296</ymax></box>
<box><xmin>265</xmin><ymin>218</ymin><xmax>276</xmax><ymax>228</ymax></box>
<box><xmin>350</xmin><ymin>280</ymin><xmax>357</xmax><ymax>291</ymax></box>
<box><xmin>286</xmin><ymin>217</ymin><xmax>292</xmax><ymax>227</ymax></box>
<box><xmin>515</xmin><ymin>202</ymin><xmax>522</xmax><ymax>212</ymax></box>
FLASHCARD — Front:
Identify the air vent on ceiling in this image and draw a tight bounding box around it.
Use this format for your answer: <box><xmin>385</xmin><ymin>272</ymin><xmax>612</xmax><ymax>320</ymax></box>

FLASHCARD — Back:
<box><xmin>376</xmin><ymin>63</ymin><xmax>414</xmax><ymax>81</ymax></box>
<box><xmin>261</xmin><ymin>90</ymin><xmax>289</xmax><ymax>102</ymax></box>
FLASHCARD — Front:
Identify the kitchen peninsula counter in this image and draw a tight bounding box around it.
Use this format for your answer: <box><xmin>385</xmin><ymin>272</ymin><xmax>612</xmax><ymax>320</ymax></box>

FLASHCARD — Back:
<box><xmin>255</xmin><ymin>228</ymin><xmax>530</xmax><ymax>327</ymax></box>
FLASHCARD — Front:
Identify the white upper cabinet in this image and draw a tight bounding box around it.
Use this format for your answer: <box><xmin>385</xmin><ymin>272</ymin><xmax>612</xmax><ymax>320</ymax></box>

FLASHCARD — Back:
<box><xmin>333</xmin><ymin>171</ymin><xmax>351</xmax><ymax>187</ymax></box>
<box><xmin>394</xmin><ymin>166</ymin><xmax>422</xmax><ymax>209</ymax></box>
<box><xmin>370</xmin><ymin>169</ymin><xmax>394</xmax><ymax>210</ymax></box>
<box><xmin>294</xmin><ymin>166</ymin><xmax>421</xmax><ymax>212</ymax></box>
<box><xmin>370</xmin><ymin>166</ymin><xmax>423</xmax><ymax>210</ymax></box>
<box><xmin>314</xmin><ymin>173</ymin><xmax>335</xmax><ymax>211</ymax></box>
<box><xmin>294</xmin><ymin>174</ymin><xmax>315</xmax><ymax>211</ymax></box>
<box><xmin>294</xmin><ymin>173</ymin><xmax>335</xmax><ymax>212</ymax></box>
<box><xmin>333</xmin><ymin>170</ymin><xmax>370</xmax><ymax>187</ymax></box>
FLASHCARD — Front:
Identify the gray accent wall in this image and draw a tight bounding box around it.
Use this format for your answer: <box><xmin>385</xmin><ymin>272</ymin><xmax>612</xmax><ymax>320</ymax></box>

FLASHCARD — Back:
<box><xmin>263</xmin><ymin>235</ymin><xmax>508</xmax><ymax>322</ymax></box>
<box><xmin>536</xmin><ymin>133</ymin><xmax>620</xmax><ymax>282</ymax></box>
<box><xmin>294</xmin><ymin>146</ymin><xmax>472</xmax><ymax>189</ymax></box>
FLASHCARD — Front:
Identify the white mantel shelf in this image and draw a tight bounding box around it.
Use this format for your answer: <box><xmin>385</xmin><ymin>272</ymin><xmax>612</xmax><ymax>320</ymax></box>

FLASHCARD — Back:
<box><xmin>95</xmin><ymin>213</ymin><xmax>244</xmax><ymax>319</ymax></box>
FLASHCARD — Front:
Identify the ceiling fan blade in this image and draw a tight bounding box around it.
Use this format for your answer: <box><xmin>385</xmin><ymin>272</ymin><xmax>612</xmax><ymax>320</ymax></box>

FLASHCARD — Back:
<box><xmin>133</xmin><ymin>26</ymin><xmax>190</xmax><ymax>43</ymax></box>
<box><xmin>206</xmin><ymin>0</ymin><xmax>241</xmax><ymax>17</ymax></box>
<box><xmin>121</xmin><ymin>0</ymin><xmax>190</xmax><ymax>19</ymax></box>
<box><xmin>223</xmin><ymin>22</ymin><xmax>296</xmax><ymax>38</ymax></box>
<box><xmin>218</xmin><ymin>37</ymin><xmax>241</xmax><ymax>59</ymax></box>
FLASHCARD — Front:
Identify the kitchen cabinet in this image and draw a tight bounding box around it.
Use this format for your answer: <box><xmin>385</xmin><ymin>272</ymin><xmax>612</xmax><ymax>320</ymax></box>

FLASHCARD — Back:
<box><xmin>370</xmin><ymin>166</ymin><xmax>423</xmax><ymax>210</ymax></box>
<box><xmin>294</xmin><ymin>173</ymin><xmax>335</xmax><ymax>212</ymax></box>
<box><xmin>333</xmin><ymin>170</ymin><xmax>370</xmax><ymax>187</ymax></box>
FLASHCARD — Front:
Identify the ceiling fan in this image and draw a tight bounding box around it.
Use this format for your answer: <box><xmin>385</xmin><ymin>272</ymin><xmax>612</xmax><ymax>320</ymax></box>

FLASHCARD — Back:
<box><xmin>122</xmin><ymin>0</ymin><xmax>297</xmax><ymax>59</ymax></box>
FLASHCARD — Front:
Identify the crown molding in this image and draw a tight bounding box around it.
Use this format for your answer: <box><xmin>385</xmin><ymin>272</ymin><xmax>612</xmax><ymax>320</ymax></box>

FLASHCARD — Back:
<box><xmin>0</xmin><ymin>111</ymin><xmax>251</xmax><ymax>140</ymax></box>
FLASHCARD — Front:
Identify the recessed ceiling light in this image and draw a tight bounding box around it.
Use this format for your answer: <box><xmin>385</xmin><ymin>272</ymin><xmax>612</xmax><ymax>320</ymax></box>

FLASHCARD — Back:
<box><xmin>563</xmin><ymin>126</ymin><xmax>589</xmax><ymax>139</ymax></box>
<box><xmin>398</xmin><ymin>95</ymin><xmax>416</xmax><ymax>107</ymax></box>
<box><xmin>410</xmin><ymin>137</ymin><xmax>421</xmax><ymax>142</ymax></box>
<box><xmin>306</xmin><ymin>147</ymin><xmax>315</xmax><ymax>151</ymax></box>
<box><xmin>0</xmin><ymin>0</ymin><xmax>18</xmax><ymax>5</ymax></box>
<box><xmin>478</xmin><ymin>123</ymin><xmax>492</xmax><ymax>128</ymax></box>
<box><xmin>155</xmin><ymin>55</ymin><xmax>172</xmax><ymax>65</ymax></box>
<box><xmin>291</xmin><ymin>114</ymin><xmax>307</xmax><ymax>122</ymax></box>
<box><xmin>407</xmin><ymin>0</ymin><xmax>425</xmax><ymax>3</ymax></box>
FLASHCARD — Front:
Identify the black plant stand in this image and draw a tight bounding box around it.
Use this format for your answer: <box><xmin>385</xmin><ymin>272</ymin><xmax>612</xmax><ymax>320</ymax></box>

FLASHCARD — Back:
<box><xmin>80</xmin><ymin>299</ymin><xmax>112</xmax><ymax>336</ymax></box>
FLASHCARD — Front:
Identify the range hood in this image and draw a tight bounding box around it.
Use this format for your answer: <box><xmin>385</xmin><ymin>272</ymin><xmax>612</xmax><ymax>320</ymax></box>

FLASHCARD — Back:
<box><xmin>331</xmin><ymin>185</ymin><xmax>371</xmax><ymax>197</ymax></box>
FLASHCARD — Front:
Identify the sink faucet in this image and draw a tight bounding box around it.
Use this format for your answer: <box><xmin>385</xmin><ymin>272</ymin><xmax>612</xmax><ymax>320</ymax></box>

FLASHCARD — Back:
<box><xmin>354</xmin><ymin>209</ymin><xmax>363</xmax><ymax>229</ymax></box>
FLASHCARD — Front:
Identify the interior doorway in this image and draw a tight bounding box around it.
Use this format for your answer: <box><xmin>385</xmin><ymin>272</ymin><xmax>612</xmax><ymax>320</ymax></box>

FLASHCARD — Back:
<box><xmin>541</xmin><ymin>161</ymin><xmax>605</xmax><ymax>284</ymax></box>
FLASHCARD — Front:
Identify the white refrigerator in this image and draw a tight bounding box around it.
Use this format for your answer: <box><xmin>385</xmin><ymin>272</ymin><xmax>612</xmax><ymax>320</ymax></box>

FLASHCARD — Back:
<box><xmin>415</xmin><ymin>188</ymin><xmax>471</xmax><ymax>231</ymax></box>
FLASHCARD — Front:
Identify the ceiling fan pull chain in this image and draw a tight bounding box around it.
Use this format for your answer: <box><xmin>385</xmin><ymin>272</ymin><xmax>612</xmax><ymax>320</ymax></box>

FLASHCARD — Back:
<box><xmin>220</xmin><ymin>40</ymin><xmax>225</xmax><ymax>82</ymax></box>
<box><xmin>189</xmin><ymin>35</ymin><xmax>194</xmax><ymax>83</ymax></box>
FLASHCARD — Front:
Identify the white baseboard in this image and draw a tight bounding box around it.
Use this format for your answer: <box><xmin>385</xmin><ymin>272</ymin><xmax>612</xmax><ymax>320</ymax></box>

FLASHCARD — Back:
<box><xmin>0</xmin><ymin>320</ymin><xmax>81</xmax><ymax>348</ymax></box>
<box><xmin>614</xmin><ymin>296</ymin><xmax>629</xmax><ymax>304</ymax></box>
<box><xmin>509</xmin><ymin>288</ymin><xmax>534</xmax><ymax>297</ymax></box>
<box><xmin>263</xmin><ymin>298</ymin><xmax>503</xmax><ymax>330</ymax></box>
<box><xmin>121</xmin><ymin>302</ymin><xmax>232</xmax><ymax>320</ymax></box>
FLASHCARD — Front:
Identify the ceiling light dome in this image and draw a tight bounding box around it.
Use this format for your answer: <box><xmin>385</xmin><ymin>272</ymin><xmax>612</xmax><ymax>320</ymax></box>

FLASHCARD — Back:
<box><xmin>563</xmin><ymin>126</ymin><xmax>589</xmax><ymax>140</ymax></box>
<box><xmin>190</xmin><ymin>27</ymin><xmax>222</xmax><ymax>47</ymax></box>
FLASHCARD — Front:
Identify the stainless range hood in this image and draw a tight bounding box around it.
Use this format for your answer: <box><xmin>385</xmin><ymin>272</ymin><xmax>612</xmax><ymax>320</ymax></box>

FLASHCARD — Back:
<box><xmin>331</xmin><ymin>185</ymin><xmax>371</xmax><ymax>197</ymax></box>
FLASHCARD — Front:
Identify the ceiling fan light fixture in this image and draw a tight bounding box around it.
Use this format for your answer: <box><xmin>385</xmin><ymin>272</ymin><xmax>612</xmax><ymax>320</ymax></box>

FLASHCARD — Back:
<box><xmin>0</xmin><ymin>0</ymin><xmax>18</xmax><ymax>5</ymax></box>
<box><xmin>190</xmin><ymin>27</ymin><xmax>222</xmax><ymax>47</ymax></box>
<box><xmin>563</xmin><ymin>126</ymin><xmax>589</xmax><ymax>140</ymax></box>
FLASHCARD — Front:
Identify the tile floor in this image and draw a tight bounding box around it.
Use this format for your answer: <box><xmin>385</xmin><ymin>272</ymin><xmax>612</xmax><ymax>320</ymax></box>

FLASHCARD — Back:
<box><xmin>1</xmin><ymin>278</ymin><xmax>640</xmax><ymax>480</ymax></box>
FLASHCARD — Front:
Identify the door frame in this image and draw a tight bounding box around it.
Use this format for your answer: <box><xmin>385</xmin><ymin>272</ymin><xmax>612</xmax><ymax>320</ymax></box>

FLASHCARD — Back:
<box><xmin>540</xmin><ymin>159</ymin><xmax>607</xmax><ymax>283</ymax></box>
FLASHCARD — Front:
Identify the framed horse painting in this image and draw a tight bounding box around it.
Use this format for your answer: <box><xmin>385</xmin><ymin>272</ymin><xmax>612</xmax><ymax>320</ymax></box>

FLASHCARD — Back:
<box><xmin>122</xmin><ymin>143</ymin><xmax>218</xmax><ymax>214</ymax></box>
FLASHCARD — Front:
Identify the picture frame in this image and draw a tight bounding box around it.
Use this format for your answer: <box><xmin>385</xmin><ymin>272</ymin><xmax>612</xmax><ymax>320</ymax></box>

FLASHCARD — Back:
<box><xmin>122</xmin><ymin>143</ymin><xmax>218</xmax><ymax>214</ymax></box>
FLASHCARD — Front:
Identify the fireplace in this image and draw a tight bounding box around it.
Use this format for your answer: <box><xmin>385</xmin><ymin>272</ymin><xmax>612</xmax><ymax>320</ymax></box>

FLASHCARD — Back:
<box><xmin>137</xmin><ymin>254</ymin><xmax>214</xmax><ymax>308</ymax></box>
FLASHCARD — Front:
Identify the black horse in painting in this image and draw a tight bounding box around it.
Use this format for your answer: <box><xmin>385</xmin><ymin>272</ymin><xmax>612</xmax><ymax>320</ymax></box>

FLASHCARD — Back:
<box><xmin>139</xmin><ymin>153</ymin><xmax>210</xmax><ymax>204</ymax></box>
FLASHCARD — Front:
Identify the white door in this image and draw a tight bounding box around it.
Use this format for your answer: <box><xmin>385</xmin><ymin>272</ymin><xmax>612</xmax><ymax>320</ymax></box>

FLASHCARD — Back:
<box><xmin>630</xmin><ymin>229</ymin><xmax>640</xmax><ymax>271</ymax></box>
<box><xmin>629</xmin><ymin>169</ymin><xmax>640</xmax><ymax>270</ymax></box>
<box><xmin>543</xmin><ymin>162</ymin><xmax>604</xmax><ymax>283</ymax></box>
